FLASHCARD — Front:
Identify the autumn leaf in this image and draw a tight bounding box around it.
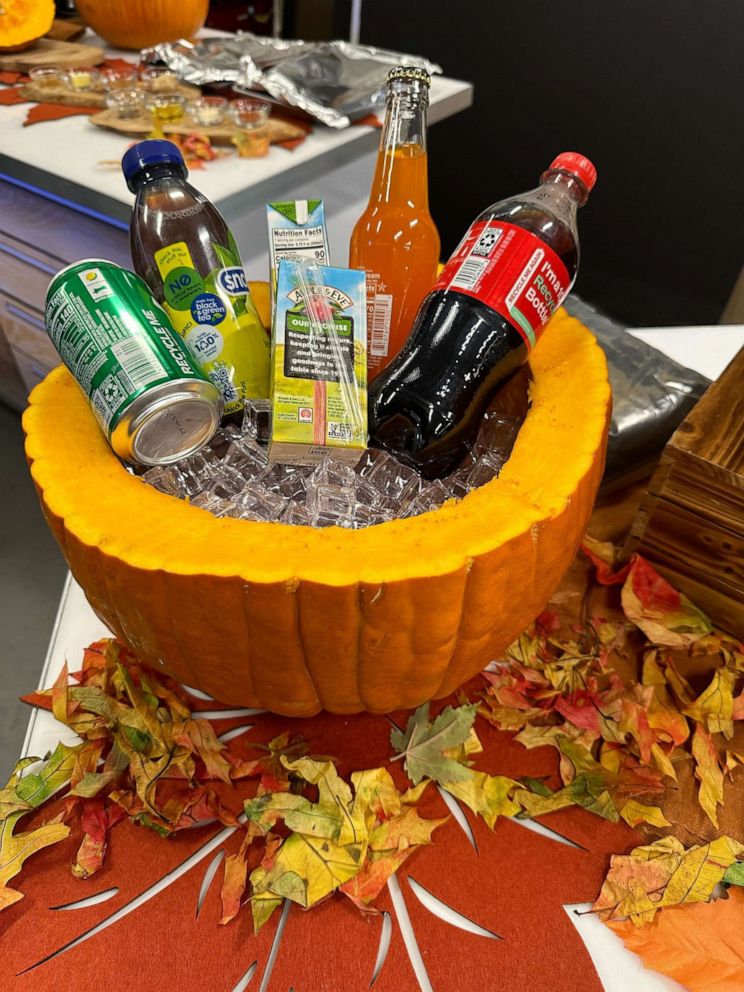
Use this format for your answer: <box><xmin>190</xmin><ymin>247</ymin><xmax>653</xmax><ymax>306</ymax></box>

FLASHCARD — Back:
<box><xmin>72</xmin><ymin>800</ymin><xmax>126</xmax><ymax>879</ymax></box>
<box><xmin>617</xmin><ymin>799</ymin><xmax>671</xmax><ymax>830</ymax></box>
<box><xmin>621</xmin><ymin>556</ymin><xmax>713</xmax><ymax>648</ymax></box>
<box><xmin>391</xmin><ymin>703</ymin><xmax>478</xmax><ymax>786</ymax></box>
<box><xmin>581</xmin><ymin>536</ymin><xmax>633</xmax><ymax>585</ymax></box>
<box><xmin>593</xmin><ymin>835</ymin><xmax>743</xmax><ymax>924</ymax></box>
<box><xmin>608</xmin><ymin>887</ymin><xmax>744</xmax><ymax>992</ymax></box>
<box><xmin>692</xmin><ymin>725</ymin><xmax>724</xmax><ymax>828</ymax></box>
<box><xmin>219</xmin><ymin>828</ymin><xmax>256</xmax><ymax>925</ymax></box>
<box><xmin>0</xmin><ymin>746</ymin><xmax>84</xmax><ymax>909</ymax></box>
<box><xmin>684</xmin><ymin>669</ymin><xmax>736</xmax><ymax>739</ymax></box>
<box><xmin>444</xmin><ymin>771</ymin><xmax>521</xmax><ymax>828</ymax></box>
<box><xmin>340</xmin><ymin>804</ymin><xmax>447</xmax><ymax>910</ymax></box>
<box><xmin>171</xmin><ymin>719</ymin><xmax>234</xmax><ymax>784</ymax></box>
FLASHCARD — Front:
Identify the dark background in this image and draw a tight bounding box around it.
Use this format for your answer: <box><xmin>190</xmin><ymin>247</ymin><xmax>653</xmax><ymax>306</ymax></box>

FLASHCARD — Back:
<box><xmin>319</xmin><ymin>0</ymin><xmax>744</xmax><ymax>327</ymax></box>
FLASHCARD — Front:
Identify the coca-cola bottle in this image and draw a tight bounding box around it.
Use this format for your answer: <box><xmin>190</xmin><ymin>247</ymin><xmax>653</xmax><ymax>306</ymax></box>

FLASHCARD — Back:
<box><xmin>368</xmin><ymin>152</ymin><xmax>597</xmax><ymax>478</ymax></box>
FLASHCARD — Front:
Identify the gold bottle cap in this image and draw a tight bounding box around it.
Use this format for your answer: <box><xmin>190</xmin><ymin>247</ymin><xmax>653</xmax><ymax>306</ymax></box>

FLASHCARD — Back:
<box><xmin>387</xmin><ymin>65</ymin><xmax>431</xmax><ymax>87</ymax></box>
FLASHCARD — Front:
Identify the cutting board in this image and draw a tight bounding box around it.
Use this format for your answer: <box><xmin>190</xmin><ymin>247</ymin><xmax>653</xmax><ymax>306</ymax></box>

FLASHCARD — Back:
<box><xmin>46</xmin><ymin>18</ymin><xmax>87</xmax><ymax>43</ymax></box>
<box><xmin>89</xmin><ymin>108</ymin><xmax>307</xmax><ymax>146</ymax></box>
<box><xmin>0</xmin><ymin>38</ymin><xmax>105</xmax><ymax>72</ymax></box>
<box><xmin>18</xmin><ymin>80</ymin><xmax>201</xmax><ymax>111</ymax></box>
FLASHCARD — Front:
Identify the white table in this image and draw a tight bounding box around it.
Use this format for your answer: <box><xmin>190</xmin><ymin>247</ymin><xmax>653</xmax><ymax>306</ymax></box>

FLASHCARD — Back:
<box><xmin>21</xmin><ymin>325</ymin><xmax>744</xmax><ymax>992</ymax></box>
<box><xmin>0</xmin><ymin>29</ymin><xmax>473</xmax><ymax>272</ymax></box>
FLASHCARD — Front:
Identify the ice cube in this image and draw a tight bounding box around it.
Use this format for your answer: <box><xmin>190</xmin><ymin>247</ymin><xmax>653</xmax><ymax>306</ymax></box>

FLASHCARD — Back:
<box><xmin>306</xmin><ymin>483</ymin><xmax>356</xmax><ymax>519</ymax></box>
<box><xmin>242</xmin><ymin>399</ymin><xmax>271</xmax><ymax>444</ymax></box>
<box><xmin>211</xmin><ymin>462</ymin><xmax>247</xmax><ymax>497</ymax></box>
<box><xmin>188</xmin><ymin>492</ymin><xmax>222</xmax><ymax>512</ymax></box>
<box><xmin>313</xmin><ymin>509</ymin><xmax>353</xmax><ymax>528</ymax></box>
<box><xmin>141</xmin><ymin>466</ymin><xmax>183</xmax><ymax>497</ymax></box>
<box><xmin>365</xmin><ymin>451</ymin><xmax>419</xmax><ymax>501</ymax></box>
<box><xmin>466</xmin><ymin>451</ymin><xmax>505</xmax><ymax>489</ymax></box>
<box><xmin>282</xmin><ymin>503</ymin><xmax>313</xmax><ymax>526</ymax></box>
<box><xmin>212</xmin><ymin>498</ymin><xmax>244</xmax><ymax>518</ymax></box>
<box><xmin>350</xmin><ymin>504</ymin><xmax>387</xmax><ymax>528</ymax></box>
<box><xmin>223</xmin><ymin>439</ymin><xmax>269</xmax><ymax>481</ymax></box>
<box><xmin>443</xmin><ymin>468</ymin><xmax>472</xmax><ymax>500</ymax></box>
<box><xmin>474</xmin><ymin>413</ymin><xmax>521</xmax><ymax>459</ymax></box>
<box><xmin>312</xmin><ymin>460</ymin><xmax>356</xmax><ymax>489</ymax></box>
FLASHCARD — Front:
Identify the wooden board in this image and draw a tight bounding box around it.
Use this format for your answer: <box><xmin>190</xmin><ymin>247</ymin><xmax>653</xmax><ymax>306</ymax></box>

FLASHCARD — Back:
<box><xmin>628</xmin><ymin>344</ymin><xmax>744</xmax><ymax>636</ymax></box>
<box><xmin>46</xmin><ymin>18</ymin><xmax>87</xmax><ymax>43</ymax></box>
<box><xmin>0</xmin><ymin>39</ymin><xmax>105</xmax><ymax>71</ymax></box>
<box><xmin>18</xmin><ymin>80</ymin><xmax>201</xmax><ymax>111</ymax></box>
<box><xmin>89</xmin><ymin>108</ymin><xmax>307</xmax><ymax>146</ymax></box>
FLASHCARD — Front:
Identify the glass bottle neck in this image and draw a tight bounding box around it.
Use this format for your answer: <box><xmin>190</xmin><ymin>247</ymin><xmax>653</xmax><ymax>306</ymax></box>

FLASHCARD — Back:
<box><xmin>370</xmin><ymin>81</ymin><xmax>430</xmax><ymax>206</ymax></box>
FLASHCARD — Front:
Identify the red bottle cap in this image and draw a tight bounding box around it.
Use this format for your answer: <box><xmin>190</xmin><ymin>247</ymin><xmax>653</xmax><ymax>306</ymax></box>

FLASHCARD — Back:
<box><xmin>549</xmin><ymin>152</ymin><xmax>597</xmax><ymax>192</ymax></box>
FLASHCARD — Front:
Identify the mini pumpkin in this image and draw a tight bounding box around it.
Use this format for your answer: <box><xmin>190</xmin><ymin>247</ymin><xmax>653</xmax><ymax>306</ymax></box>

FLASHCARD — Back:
<box><xmin>0</xmin><ymin>0</ymin><xmax>54</xmax><ymax>53</ymax></box>
<box><xmin>74</xmin><ymin>0</ymin><xmax>208</xmax><ymax>50</ymax></box>
<box><xmin>23</xmin><ymin>306</ymin><xmax>610</xmax><ymax>716</ymax></box>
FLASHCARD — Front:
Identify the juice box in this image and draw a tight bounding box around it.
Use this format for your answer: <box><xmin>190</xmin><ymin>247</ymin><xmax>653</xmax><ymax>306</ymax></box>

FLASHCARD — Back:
<box><xmin>269</xmin><ymin>260</ymin><xmax>367</xmax><ymax>465</ymax></box>
<box><xmin>266</xmin><ymin>200</ymin><xmax>329</xmax><ymax>319</ymax></box>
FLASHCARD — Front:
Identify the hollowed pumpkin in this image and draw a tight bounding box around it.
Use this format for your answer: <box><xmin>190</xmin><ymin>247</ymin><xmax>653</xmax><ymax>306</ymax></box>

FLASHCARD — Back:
<box><xmin>74</xmin><ymin>0</ymin><xmax>208</xmax><ymax>50</ymax></box>
<box><xmin>0</xmin><ymin>0</ymin><xmax>54</xmax><ymax>52</ymax></box>
<box><xmin>23</xmin><ymin>307</ymin><xmax>610</xmax><ymax>717</ymax></box>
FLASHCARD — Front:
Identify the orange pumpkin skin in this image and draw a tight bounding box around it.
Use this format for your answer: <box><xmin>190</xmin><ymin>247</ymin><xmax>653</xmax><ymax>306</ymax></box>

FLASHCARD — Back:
<box><xmin>74</xmin><ymin>0</ymin><xmax>208</xmax><ymax>50</ymax></box>
<box><xmin>0</xmin><ymin>0</ymin><xmax>55</xmax><ymax>52</ymax></box>
<box><xmin>24</xmin><ymin>308</ymin><xmax>610</xmax><ymax>716</ymax></box>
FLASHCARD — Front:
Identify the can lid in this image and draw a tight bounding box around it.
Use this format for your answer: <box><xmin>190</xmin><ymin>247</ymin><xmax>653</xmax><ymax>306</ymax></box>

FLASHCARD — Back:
<box><xmin>387</xmin><ymin>65</ymin><xmax>431</xmax><ymax>87</ymax></box>
<box><xmin>128</xmin><ymin>389</ymin><xmax>221</xmax><ymax>465</ymax></box>
<box><xmin>122</xmin><ymin>139</ymin><xmax>186</xmax><ymax>192</ymax></box>
<box><xmin>46</xmin><ymin>258</ymin><xmax>121</xmax><ymax>303</ymax></box>
<box><xmin>548</xmin><ymin>152</ymin><xmax>597</xmax><ymax>192</ymax></box>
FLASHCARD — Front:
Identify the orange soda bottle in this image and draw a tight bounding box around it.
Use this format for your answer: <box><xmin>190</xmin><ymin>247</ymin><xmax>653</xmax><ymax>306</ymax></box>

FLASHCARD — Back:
<box><xmin>349</xmin><ymin>66</ymin><xmax>440</xmax><ymax>381</ymax></box>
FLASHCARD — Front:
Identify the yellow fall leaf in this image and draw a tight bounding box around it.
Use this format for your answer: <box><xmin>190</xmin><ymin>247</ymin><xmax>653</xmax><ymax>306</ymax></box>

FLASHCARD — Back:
<box><xmin>444</xmin><ymin>770</ymin><xmax>521</xmax><ymax>828</ymax></box>
<box><xmin>593</xmin><ymin>835</ymin><xmax>743</xmax><ymax>924</ymax></box>
<box><xmin>684</xmin><ymin>669</ymin><xmax>736</xmax><ymax>739</ymax></box>
<box><xmin>618</xmin><ymin>799</ymin><xmax>672</xmax><ymax>830</ymax></box>
<box><xmin>692</xmin><ymin>725</ymin><xmax>724</xmax><ymax>828</ymax></box>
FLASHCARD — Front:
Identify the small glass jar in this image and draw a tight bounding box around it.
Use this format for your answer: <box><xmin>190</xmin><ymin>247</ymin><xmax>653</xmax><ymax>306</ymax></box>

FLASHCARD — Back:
<box><xmin>187</xmin><ymin>96</ymin><xmax>228</xmax><ymax>127</ymax></box>
<box><xmin>28</xmin><ymin>67</ymin><xmax>62</xmax><ymax>90</ymax></box>
<box><xmin>139</xmin><ymin>66</ymin><xmax>178</xmax><ymax>93</ymax></box>
<box><xmin>100</xmin><ymin>66</ymin><xmax>138</xmax><ymax>91</ymax></box>
<box><xmin>228</xmin><ymin>99</ymin><xmax>271</xmax><ymax>156</ymax></box>
<box><xmin>64</xmin><ymin>66</ymin><xmax>100</xmax><ymax>92</ymax></box>
<box><xmin>105</xmin><ymin>88</ymin><xmax>145</xmax><ymax>120</ymax></box>
<box><xmin>145</xmin><ymin>92</ymin><xmax>187</xmax><ymax>123</ymax></box>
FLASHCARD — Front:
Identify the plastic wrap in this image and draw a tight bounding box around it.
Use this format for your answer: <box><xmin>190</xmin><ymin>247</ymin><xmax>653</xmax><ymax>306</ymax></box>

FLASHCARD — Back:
<box><xmin>269</xmin><ymin>260</ymin><xmax>367</xmax><ymax>464</ymax></box>
<box><xmin>564</xmin><ymin>295</ymin><xmax>710</xmax><ymax>482</ymax></box>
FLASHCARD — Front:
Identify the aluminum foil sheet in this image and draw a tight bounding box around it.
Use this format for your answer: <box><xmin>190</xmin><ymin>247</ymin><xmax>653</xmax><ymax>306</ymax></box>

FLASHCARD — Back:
<box><xmin>143</xmin><ymin>35</ymin><xmax>312</xmax><ymax>87</ymax></box>
<box><xmin>260</xmin><ymin>41</ymin><xmax>442</xmax><ymax>128</ymax></box>
<box><xmin>144</xmin><ymin>35</ymin><xmax>442</xmax><ymax>127</ymax></box>
<box><xmin>564</xmin><ymin>295</ymin><xmax>710</xmax><ymax>483</ymax></box>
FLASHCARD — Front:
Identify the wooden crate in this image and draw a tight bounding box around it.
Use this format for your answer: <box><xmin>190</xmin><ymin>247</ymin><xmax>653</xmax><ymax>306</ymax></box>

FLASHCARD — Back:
<box><xmin>628</xmin><ymin>345</ymin><xmax>744</xmax><ymax>637</ymax></box>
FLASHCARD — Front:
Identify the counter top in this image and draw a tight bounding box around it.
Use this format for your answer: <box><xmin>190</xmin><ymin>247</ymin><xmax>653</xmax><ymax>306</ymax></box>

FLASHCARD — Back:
<box><xmin>0</xmin><ymin>31</ymin><xmax>472</xmax><ymax>228</ymax></box>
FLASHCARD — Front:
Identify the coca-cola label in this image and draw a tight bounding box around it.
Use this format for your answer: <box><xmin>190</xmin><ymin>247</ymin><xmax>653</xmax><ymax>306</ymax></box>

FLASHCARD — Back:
<box><xmin>434</xmin><ymin>220</ymin><xmax>572</xmax><ymax>348</ymax></box>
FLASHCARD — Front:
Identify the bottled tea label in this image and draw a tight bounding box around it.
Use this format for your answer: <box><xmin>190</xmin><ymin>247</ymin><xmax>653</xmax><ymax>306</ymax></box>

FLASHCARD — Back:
<box><xmin>434</xmin><ymin>220</ymin><xmax>571</xmax><ymax>348</ymax></box>
<box><xmin>154</xmin><ymin>238</ymin><xmax>270</xmax><ymax>411</ymax></box>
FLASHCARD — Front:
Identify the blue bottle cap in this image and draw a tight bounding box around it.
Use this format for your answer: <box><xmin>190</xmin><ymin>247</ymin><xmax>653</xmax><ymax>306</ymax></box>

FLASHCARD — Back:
<box><xmin>121</xmin><ymin>139</ymin><xmax>186</xmax><ymax>192</ymax></box>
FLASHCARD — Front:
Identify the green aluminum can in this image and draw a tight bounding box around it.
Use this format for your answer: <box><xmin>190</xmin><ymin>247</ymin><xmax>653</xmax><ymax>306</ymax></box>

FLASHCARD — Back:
<box><xmin>45</xmin><ymin>259</ymin><xmax>223</xmax><ymax>465</ymax></box>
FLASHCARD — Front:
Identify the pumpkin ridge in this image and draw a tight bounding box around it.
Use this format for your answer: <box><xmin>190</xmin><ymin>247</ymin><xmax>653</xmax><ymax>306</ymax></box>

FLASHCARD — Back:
<box><xmin>238</xmin><ymin>581</ymin><xmax>260</xmax><ymax>709</ymax></box>
<box><xmin>430</xmin><ymin>560</ymin><xmax>472</xmax><ymax>702</ymax></box>
<box><xmin>291</xmin><ymin>582</ymin><xmax>323</xmax><ymax>713</ymax></box>
<box><xmin>162</xmin><ymin>569</ymin><xmax>205</xmax><ymax>692</ymax></box>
